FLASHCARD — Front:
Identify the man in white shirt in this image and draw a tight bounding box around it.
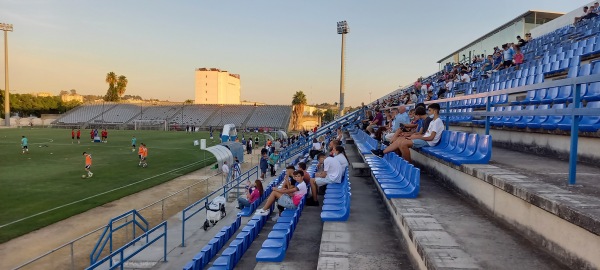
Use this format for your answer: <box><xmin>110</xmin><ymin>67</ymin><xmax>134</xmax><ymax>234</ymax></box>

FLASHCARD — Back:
<box><xmin>398</xmin><ymin>103</ymin><xmax>444</xmax><ymax>163</ymax></box>
<box><xmin>308</xmin><ymin>153</ymin><xmax>342</xmax><ymax>202</ymax></box>
<box><xmin>333</xmin><ymin>145</ymin><xmax>349</xmax><ymax>171</ymax></box>
<box><xmin>460</xmin><ymin>71</ymin><xmax>471</xmax><ymax>83</ymax></box>
<box><xmin>221</xmin><ymin>161</ymin><xmax>230</xmax><ymax>177</ymax></box>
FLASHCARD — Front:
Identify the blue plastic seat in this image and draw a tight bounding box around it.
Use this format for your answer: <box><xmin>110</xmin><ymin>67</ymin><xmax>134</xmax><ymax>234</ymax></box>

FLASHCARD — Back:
<box><xmin>514</xmin><ymin>105</ymin><xmax>537</xmax><ymax>129</ymax></box>
<box><xmin>583</xmin><ymin>82</ymin><xmax>600</xmax><ymax>102</ymax></box>
<box><xmin>580</xmin><ymin>101</ymin><xmax>600</xmax><ymax>132</ymax></box>
<box><xmin>557</xmin><ymin>103</ymin><xmax>581</xmax><ymax>131</ymax></box>
<box><xmin>440</xmin><ymin>133</ymin><xmax>478</xmax><ymax>163</ymax></box>
<box><xmin>526</xmin><ymin>104</ymin><xmax>550</xmax><ymax>129</ymax></box>
<box><xmin>449</xmin><ymin>135</ymin><xmax>492</xmax><ymax>165</ymax></box>
<box><xmin>434</xmin><ymin>132</ymin><xmax>468</xmax><ymax>159</ymax></box>
<box><xmin>382</xmin><ymin>167</ymin><xmax>420</xmax><ymax>199</ymax></box>
<box><xmin>426</xmin><ymin>131</ymin><xmax>460</xmax><ymax>154</ymax></box>
<box><xmin>513</xmin><ymin>90</ymin><xmax>536</xmax><ymax>105</ymax></box>
<box><xmin>578</xmin><ymin>63</ymin><xmax>592</xmax><ymax>77</ymax></box>
<box><xmin>554</xmin><ymin>86</ymin><xmax>572</xmax><ymax>104</ymax></box>
<box><xmin>503</xmin><ymin>106</ymin><xmax>523</xmax><ymax>128</ymax></box>
<box><xmin>540</xmin><ymin>103</ymin><xmax>565</xmax><ymax>130</ymax></box>
<box><xmin>540</xmin><ymin>87</ymin><xmax>559</xmax><ymax>104</ymax></box>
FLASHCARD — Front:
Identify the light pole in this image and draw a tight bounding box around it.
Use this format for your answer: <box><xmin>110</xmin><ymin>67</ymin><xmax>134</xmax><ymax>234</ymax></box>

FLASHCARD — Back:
<box><xmin>1</xmin><ymin>23</ymin><xmax>13</xmax><ymax>126</ymax></box>
<box><xmin>337</xmin><ymin>20</ymin><xmax>349</xmax><ymax>117</ymax></box>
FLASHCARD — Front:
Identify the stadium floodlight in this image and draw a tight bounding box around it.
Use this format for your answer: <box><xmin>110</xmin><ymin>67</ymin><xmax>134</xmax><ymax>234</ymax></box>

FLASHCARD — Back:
<box><xmin>337</xmin><ymin>21</ymin><xmax>349</xmax><ymax>117</ymax></box>
<box><xmin>1</xmin><ymin>23</ymin><xmax>13</xmax><ymax>126</ymax></box>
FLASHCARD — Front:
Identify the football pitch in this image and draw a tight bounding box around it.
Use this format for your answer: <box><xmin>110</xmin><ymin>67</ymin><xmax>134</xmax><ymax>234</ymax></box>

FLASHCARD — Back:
<box><xmin>0</xmin><ymin>128</ymin><xmax>240</xmax><ymax>243</ymax></box>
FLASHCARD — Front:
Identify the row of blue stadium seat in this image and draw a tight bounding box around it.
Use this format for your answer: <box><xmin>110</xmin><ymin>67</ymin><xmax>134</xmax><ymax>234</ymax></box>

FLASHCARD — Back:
<box><xmin>350</xmin><ymin>128</ymin><xmax>378</xmax><ymax>155</ymax></box>
<box><xmin>420</xmin><ymin>131</ymin><xmax>492</xmax><ymax>166</ymax></box>
<box><xmin>208</xmin><ymin>213</ymin><xmax>271</xmax><ymax>269</ymax></box>
<box><xmin>478</xmin><ymin>101</ymin><xmax>600</xmax><ymax>132</ymax></box>
<box><xmin>321</xmin><ymin>168</ymin><xmax>351</xmax><ymax>222</ymax></box>
<box><xmin>184</xmin><ymin>167</ymin><xmax>294</xmax><ymax>270</ymax></box>
<box><xmin>253</xmin><ymin>160</ymin><xmax>322</xmax><ymax>263</ymax></box>
<box><xmin>364</xmin><ymin>152</ymin><xmax>420</xmax><ymax>199</ymax></box>
<box><xmin>183</xmin><ymin>216</ymin><xmax>242</xmax><ymax>270</ymax></box>
<box><xmin>254</xmin><ymin>198</ymin><xmax>306</xmax><ymax>262</ymax></box>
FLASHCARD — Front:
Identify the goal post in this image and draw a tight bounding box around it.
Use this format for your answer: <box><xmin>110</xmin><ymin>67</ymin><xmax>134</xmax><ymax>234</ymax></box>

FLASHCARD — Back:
<box><xmin>133</xmin><ymin>120</ymin><xmax>168</xmax><ymax>131</ymax></box>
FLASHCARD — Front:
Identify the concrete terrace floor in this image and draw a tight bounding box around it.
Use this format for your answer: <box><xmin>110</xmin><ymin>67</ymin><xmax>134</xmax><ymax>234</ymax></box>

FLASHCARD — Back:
<box><xmin>490</xmin><ymin>146</ymin><xmax>600</xmax><ymax>197</ymax></box>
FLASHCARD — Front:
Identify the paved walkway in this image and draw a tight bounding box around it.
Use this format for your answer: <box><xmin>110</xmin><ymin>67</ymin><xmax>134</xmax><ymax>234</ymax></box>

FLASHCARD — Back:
<box><xmin>491</xmin><ymin>146</ymin><xmax>600</xmax><ymax>197</ymax></box>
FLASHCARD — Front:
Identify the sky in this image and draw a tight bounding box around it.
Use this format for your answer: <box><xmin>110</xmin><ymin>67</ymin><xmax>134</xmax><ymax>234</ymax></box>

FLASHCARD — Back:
<box><xmin>0</xmin><ymin>0</ymin><xmax>591</xmax><ymax>106</ymax></box>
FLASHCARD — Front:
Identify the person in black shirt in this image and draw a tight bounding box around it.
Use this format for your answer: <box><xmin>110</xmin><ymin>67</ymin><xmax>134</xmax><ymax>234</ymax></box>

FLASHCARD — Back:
<box><xmin>516</xmin><ymin>35</ymin><xmax>527</xmax><ymax>47</ymax></box>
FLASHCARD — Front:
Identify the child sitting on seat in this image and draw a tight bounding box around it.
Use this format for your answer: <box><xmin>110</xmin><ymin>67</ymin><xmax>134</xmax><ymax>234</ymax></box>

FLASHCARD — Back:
<box><xmin>255</xmin><ymin>170</ymin><xmax>307</xmax><ymax>216</ymax></box>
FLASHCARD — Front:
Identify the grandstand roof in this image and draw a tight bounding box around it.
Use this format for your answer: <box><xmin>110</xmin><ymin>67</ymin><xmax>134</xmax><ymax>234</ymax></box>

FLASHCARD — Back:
<box><xmin>436</xmin><ymin>10</ymin><xmax>564</xmax><ymax>64</ymax></box>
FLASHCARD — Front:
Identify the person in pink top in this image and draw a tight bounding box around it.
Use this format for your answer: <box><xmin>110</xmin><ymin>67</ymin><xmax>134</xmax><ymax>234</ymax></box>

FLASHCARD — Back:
<box><xmin>513</xmin><ymin>45</ymin><xmax>524</xmax><ymax>67</ymax></box>
<box><xmin>237</xmin><ymin>180</ymin><xmax>264</xmax><ymax>209</ymax></box>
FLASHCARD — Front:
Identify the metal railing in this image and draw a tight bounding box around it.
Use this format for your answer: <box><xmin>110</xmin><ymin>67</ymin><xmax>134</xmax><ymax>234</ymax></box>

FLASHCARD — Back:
<box><xmin>89</xmin><ymin>210</ymin><xmax>149</xmax><ymax>266</ymax></box>
<box><xmin>181</xmin><ymin>166</ymin><xmax>259</xmax><ymax>247</ymax></box>
<box><xmin>389</xmin><ymin>73</ymin><xmax>600</xmax><ymax>185</ymax></box>
<box><xmin>11</xmin><ymin>158</ymin><xmax>218</xmax><ymax>270</ymax></box>
<box><xmin>85</xmin><ymin>221</ymin><xmax>167</xmax><ymax>270</ymax></box>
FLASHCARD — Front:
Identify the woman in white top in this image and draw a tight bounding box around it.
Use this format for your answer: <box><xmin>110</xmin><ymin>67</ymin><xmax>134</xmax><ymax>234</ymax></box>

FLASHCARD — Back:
<box><xmin>333</xmin><ymin>145</ymin><xmax>349</xmax><ymax>171</ymax></box>
<box><xmin>309</xmin><ymin>138</ymin><xmax>323</xmax><ymax>159</ymax></box>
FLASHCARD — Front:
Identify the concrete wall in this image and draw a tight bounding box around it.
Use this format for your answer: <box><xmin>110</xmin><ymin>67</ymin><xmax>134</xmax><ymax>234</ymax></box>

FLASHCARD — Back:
<box><xmin>531</xmin><ymin>1</ymin><xmax>595</xmax><ymax>37</ymax></box>
<box><xmin>450</xmin><ymin>126</ymin><xmax>600</xmax><ymax>164</ymax></box>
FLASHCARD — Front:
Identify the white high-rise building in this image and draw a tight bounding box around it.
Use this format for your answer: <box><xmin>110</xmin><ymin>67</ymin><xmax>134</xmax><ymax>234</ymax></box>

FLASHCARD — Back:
<box><xmin>194</xmin><ymin>68</ymin><xmax>241</xmax><ymax>104</ymax></box>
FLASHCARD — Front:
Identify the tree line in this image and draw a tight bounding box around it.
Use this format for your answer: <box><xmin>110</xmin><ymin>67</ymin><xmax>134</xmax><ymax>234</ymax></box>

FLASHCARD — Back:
<box><xmin>0</xmin><ymin>92</ymin><xmax>81</xmax><ymax>117</ymax></box>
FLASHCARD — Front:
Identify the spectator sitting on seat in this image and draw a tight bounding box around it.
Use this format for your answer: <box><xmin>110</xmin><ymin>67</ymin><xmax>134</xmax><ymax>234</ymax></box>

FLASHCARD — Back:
<box><xmin>373</xmin><ymin>104</ymin><xmax>443</xmax><ymax>163</ymax></box>
<box><xmin>282</xmin><ymin>165</ymin><xmax>298</xmax><ymax>188</ymax></box>
<box><xmin>333</xmin><ymin>145</ymin><xmax>349</xmax><ymax>171</ymax></box>
<box><xmin>327</xmin><ymin>139</ymin><xmax>340</xmax><ymax>156</ymax></box>
<box><xmin>584</xmin><ymin>4</ymin><xmax>599</xmax><ymax>20</ymax></box>
<box><xmin>309</xmin><ymin>137</ymin><xmax>322</xmax><ymax>159</ymax></box>
<box><xmin>409</xmin><ymin>91</ymin><xmax>418</xmax><ymax>104</ymax></box>
<box><xmin>237</xmin><ymin>180</ymin><xmax>263</xmax><ymax>209</ymax></box>
<box><xmin>297</xmin><ymin>162</ymin><xmax>311</xmax><ymax>183</ymax></box>
<box><xmin>513</xmin><ymin>45</ymin><xmax>524</xmax><ymax>67</ymax></box>
<box><xmin>384</xmin><ymin>106</ymin><xmax>410</xmax><ymax>143</ymax></box>
<box><xmin>307</xmin><ymin>152</ymin><xmax>342</xmax><ymax>205</ymax></box>
<box><xmin>425</xmin><ymin>90</ymin><xmax>436</xmax><ymax>101</ymax></box>
<box><xmin>492</xmin><ymin>51</ymin><xmax>504</xmax><ymax>71</ymax></box>
<box><xmin>525</xmin><ymin>33</ymin><xmax>532</xmax><ymax>42</ymax></box>
<box><xmin>336</xmin><ymin>128</ymin><xmax>344</xmax><ymax>142</ymax></box>
<box><xmin>502</xmin><ymin>43</ymin><xmax>514</xmax><ymax>69</ymax></box>
<box><xmin>516</xmin><ymin>35</ymin><xmax>527</xmax><ymax>47</ymax></box>
<box><xmin>480</xmin><ymin>55</ymin><xmax>494</xmax><ymax>76</ymax></box>
<box><xmin>460</xmin><ymin>70</ymin><xmax>471</xmax><ymax>83</ymax></box>
<box><xmin>574</xmin><ymin>6</ymin><xmax>590</xmax><ymax>24</ymax></box>
<box><xmin>256</xmin><ymin>170</ymin><xmax>307</xmax><ymax>216</ymax></box>
<box><xmin>392</xmin><ymin>105</ymin><xmax>428</xmax><ymax>143</ymax></box>
<box><xmin>366</xmin><ymin>108</ymin><xmax>383</xmax><ymax>135</ymax></box>
<box><xmin>361</xmin><ymin>110</ymin><xmax>374</xmax><ymax>130</ymax></box>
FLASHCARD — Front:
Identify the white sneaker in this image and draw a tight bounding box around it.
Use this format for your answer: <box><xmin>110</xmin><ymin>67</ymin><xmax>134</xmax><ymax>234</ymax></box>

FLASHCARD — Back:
<box><xmin>255</xmin><ymin>209</ymin><xmax>270</xmax><ymax>216</ymax></box>
<box><xmin>271</xmin><ymin>215</ymin><xmax>279</xmax><ymax>222</ymax></box>
<box><xmin>258</xmin><ymin>178</ymin><xmax>263</xmax><ymax>181</ymax></box>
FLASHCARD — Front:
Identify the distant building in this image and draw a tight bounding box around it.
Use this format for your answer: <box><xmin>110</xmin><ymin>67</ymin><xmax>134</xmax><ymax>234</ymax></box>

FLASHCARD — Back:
<box><xmin>194</xmin><ymin>68</ymin><xmax>241</xmax><ymax>104</ymax></box>
<box><xmin>60</xmin><ymin>93</ymin><xmax>83</xmax><ymax>103</ymax></box>
<box><xmin>36</xmin><ymin>92</ymin><xmax>53</xmax><ymax>97</ymax></box>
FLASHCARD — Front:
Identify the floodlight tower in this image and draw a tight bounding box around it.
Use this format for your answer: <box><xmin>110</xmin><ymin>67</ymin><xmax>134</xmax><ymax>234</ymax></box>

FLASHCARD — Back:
<box><xmin>1</xmin><ymin>23</ymin><xmax>13</xmax><ymax>126</ymax></box>
<box><xmin>337</xmin><ymin>20</ymin><xmax>349</xmax><ymax>117</ymax></box>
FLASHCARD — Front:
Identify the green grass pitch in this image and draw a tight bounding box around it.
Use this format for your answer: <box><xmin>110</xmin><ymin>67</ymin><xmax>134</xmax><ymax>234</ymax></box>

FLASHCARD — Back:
<box><xmin>0</xmin><ymin>128</ymin><xmax>263</xmax><ymax>243</ymax></box>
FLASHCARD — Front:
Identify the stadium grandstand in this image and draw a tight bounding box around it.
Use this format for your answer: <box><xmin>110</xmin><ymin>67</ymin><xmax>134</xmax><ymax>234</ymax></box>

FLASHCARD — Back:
<box><xmin>10</xmin><ymin>4</ymin><xmax>600</xmax><ymax>270</ymax></box>
<box><xmin>52</xmin><ymin>104</ymin><xmax>293</xmax><ymax>131</ymax></box>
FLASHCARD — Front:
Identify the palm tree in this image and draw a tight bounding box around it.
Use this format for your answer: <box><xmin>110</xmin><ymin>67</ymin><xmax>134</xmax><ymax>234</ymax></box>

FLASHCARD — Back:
<box><xmin>105</xmin><ymin>72</ymin><xmax>117</xmax><ymax>88</ymax></box>
<box><xmin>116</xmin><ymin>75</ymin><xmax>128</xmax><ymax>97</ymax></box>
<box><xmin>291</xmin><ymin>91</ymin><xmax>307</xmax><ymax>130</ymax></box>
<box><xmin>104</xmin><ymin>72</ymin><xmax>119</xmax><ymax>101</ymax></box>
